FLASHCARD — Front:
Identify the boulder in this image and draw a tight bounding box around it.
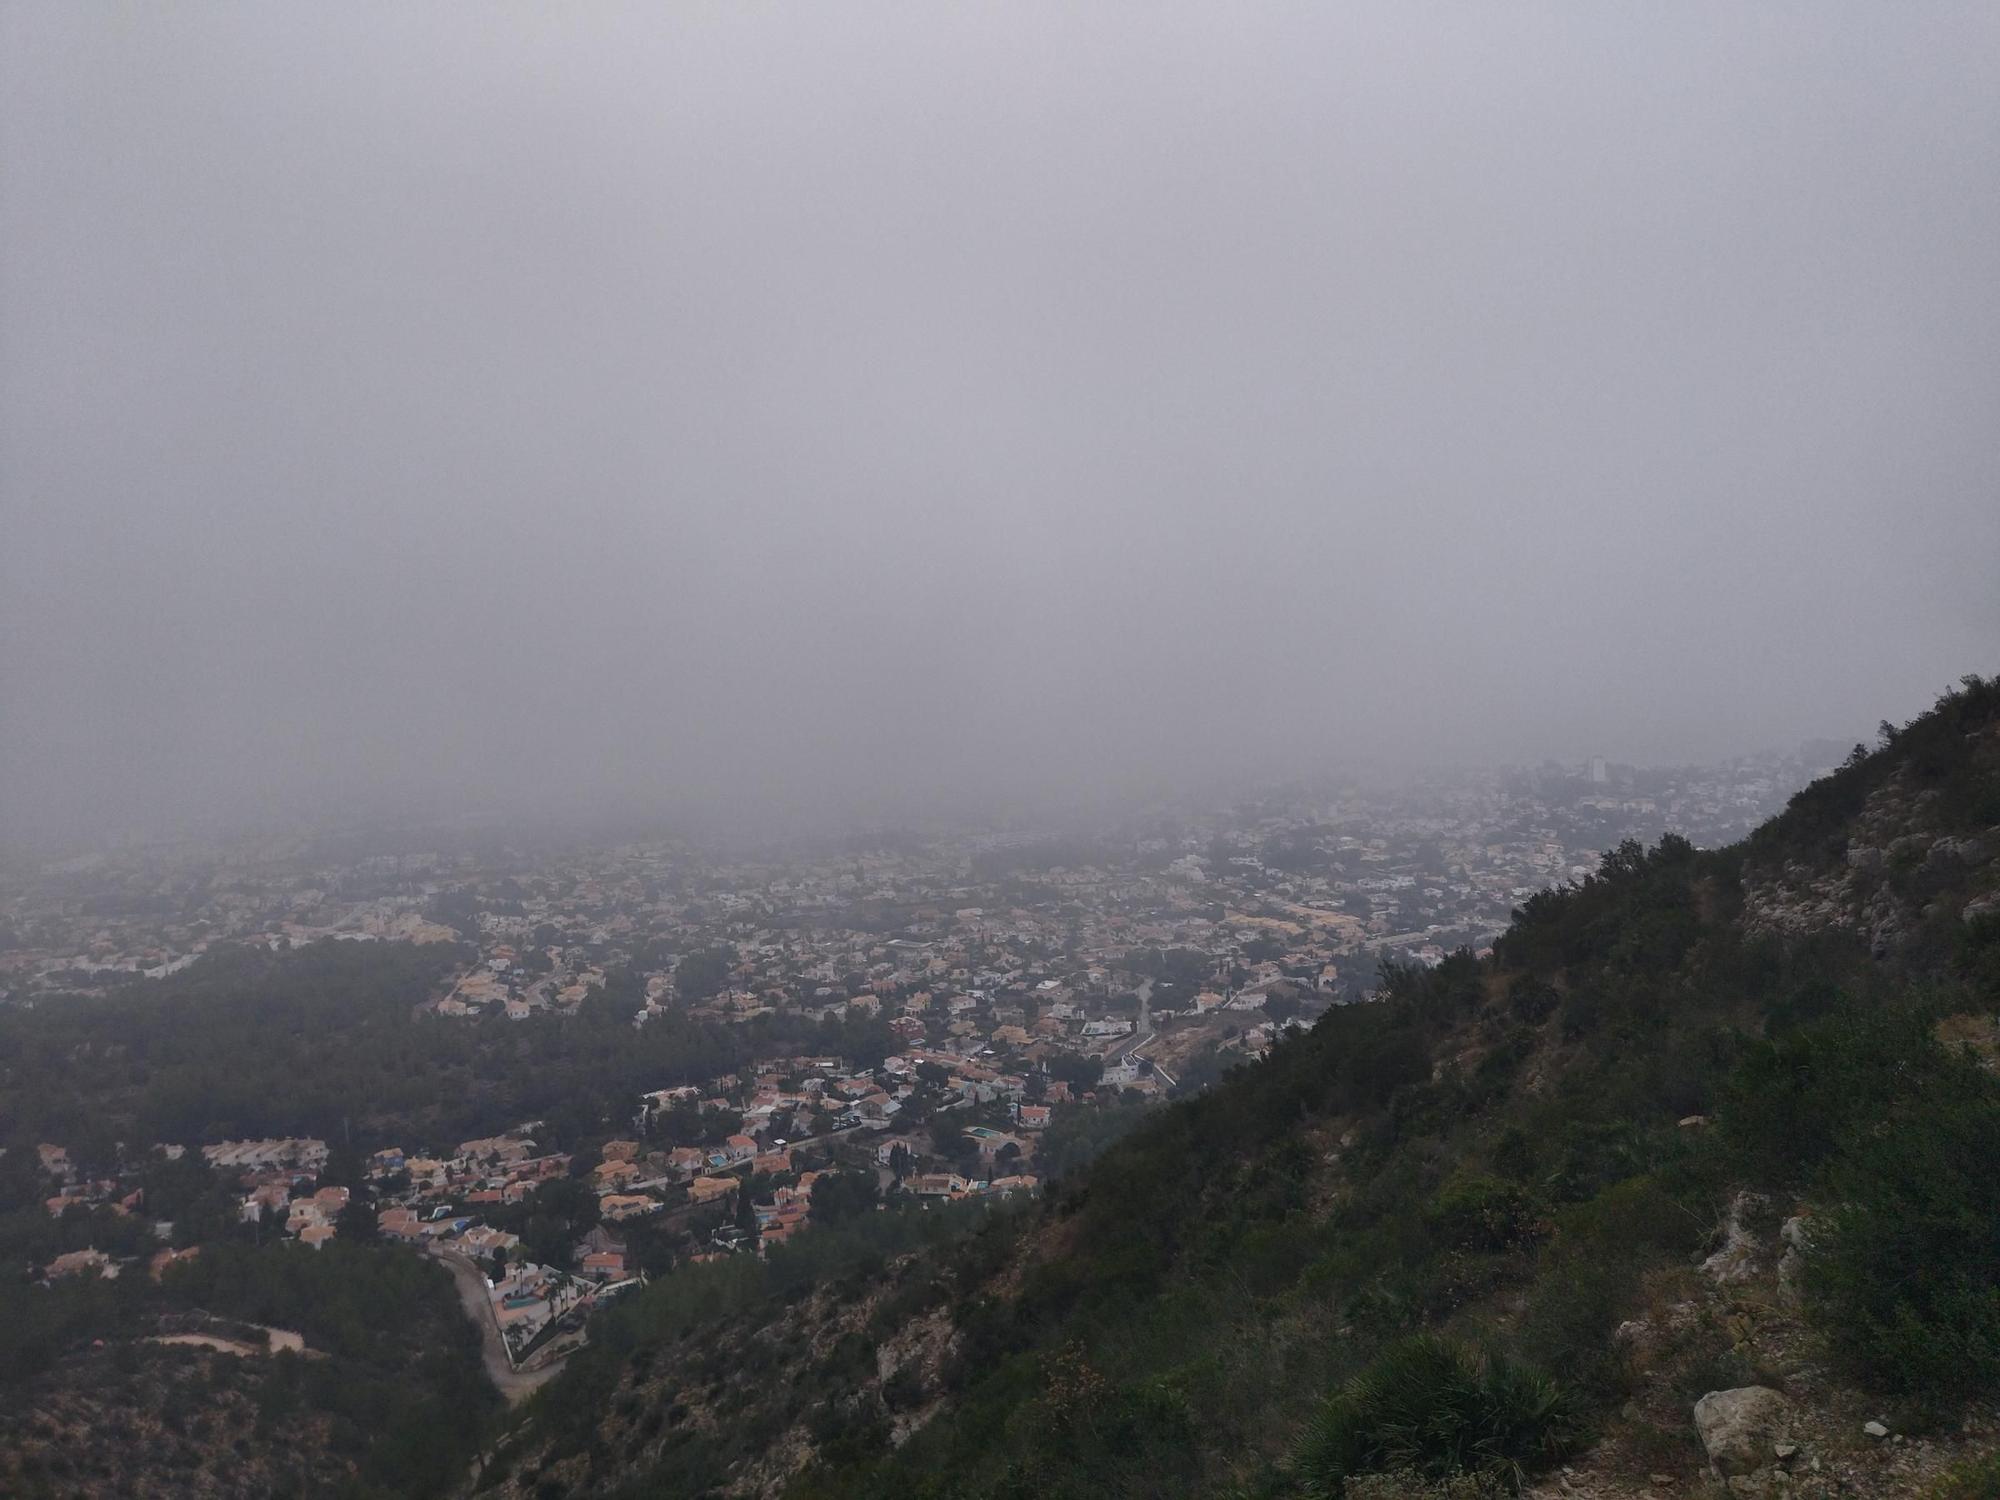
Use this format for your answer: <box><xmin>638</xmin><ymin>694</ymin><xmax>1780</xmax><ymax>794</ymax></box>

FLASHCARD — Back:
<box><xmin>1845</xmin><ymin>845</ymin><xmax>1885</xmax><ymax>874</ymax></box>
<box><xmin>1694</xmin><ymin>1386</ymin><xmax>1794</xmax><ymax>1477</ymax></box>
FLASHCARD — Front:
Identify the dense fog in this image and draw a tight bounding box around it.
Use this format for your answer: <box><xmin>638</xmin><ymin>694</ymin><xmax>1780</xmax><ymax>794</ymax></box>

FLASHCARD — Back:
<box><xmin>4</xmin><ymin>4</ymin><xmax>1997</xmax><ymax>844</ymax></box>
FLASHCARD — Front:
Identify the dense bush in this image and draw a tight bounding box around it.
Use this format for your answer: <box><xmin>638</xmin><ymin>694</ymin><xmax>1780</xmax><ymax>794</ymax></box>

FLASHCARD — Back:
<box><xmin>1288</xmin><ymin>1337</ymin><xmax>1581</xmax><ymax>1496</ymax></box>
<box><xmin>1925</xmin><ymin>1450</ymin><xmax>2000</xmax><ymax>1500</ymax></box>
<box><xmin>1803</xmin><ymin>1052</ymin><xmax>2000</xmax><ymax>1394</ymax></box>
<box><xmin>1495</xmin><ymin>836</ymin><xmax>1702</xmax><ymax>979</ymax></box>
<box><xmin>1958</xmin><ymin>912</ymin><xmax>2000</xmax><ymax>1000</ymax></box>
<box><xmin>1554</xmin><ymin>1174</ymin><xmax>1707</xmax><ymax>1261</ymax></box>
<box><xmin>1425</xmin><ymin>1175</ymin><xmax>1547</xmax><ymax>1254</ymax></box>
<box><xmin>1719</xmin><ymin>1000</ymin><xmax>1942</xmax><ymax>1184</ymax></box>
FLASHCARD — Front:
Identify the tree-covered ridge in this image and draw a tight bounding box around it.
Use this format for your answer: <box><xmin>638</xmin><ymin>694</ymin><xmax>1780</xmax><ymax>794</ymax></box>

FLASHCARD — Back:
<box><xmin>477</xmin><ymin>674</ymin><xmax>2000</xmax><ymax>1499</ymax></box>
<box><xmin>0</xmin><ymin>936</ymin><xmax>892</xmax><ymax>1152</ymax></box>
<box><xmin>0</xmin><ymin>1237</ymin><xmax>495</xmax><ymax>1497</ymax></box>
<box><xmin>1750</xmin><ymin>672</ymin><xmax>2000</xmax><ymax>864</ymax></box>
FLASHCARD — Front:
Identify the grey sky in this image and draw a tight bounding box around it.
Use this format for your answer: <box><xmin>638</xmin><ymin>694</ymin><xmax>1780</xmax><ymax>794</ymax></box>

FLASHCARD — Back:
<box><xmin>4</xmin><ymin>3</ymin><xmax>1997</xmax><ymax>843</ymax></box>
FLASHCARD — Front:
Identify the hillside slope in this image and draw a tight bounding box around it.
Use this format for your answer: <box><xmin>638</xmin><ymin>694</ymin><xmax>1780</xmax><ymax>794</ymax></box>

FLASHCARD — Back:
<box><xmin>474</xmin><ymin>675</ymin><xmax>2000</xmax><ymax>1500</ymax></box>
<box><xmin>0</xmin><ymin>1240</ymin><xmax>496</xmax><ymax>1498</ymax></box>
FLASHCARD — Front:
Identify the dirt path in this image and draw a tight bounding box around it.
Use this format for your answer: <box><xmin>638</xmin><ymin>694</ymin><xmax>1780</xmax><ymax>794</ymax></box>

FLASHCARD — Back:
<box><xmin>150</xmin><ymin>1333</ymin><xmax>266</xmax><ymax>1358</ymax></box>
<box><xmin>148</xmin><ymin>1322</ymin><xmax>311</xmax><ymax>1359</ymax></box>
<box><xmin>433</xmin><ymin>1248</ymin><xmax>567</xmax><ymax>1404</ymax></box>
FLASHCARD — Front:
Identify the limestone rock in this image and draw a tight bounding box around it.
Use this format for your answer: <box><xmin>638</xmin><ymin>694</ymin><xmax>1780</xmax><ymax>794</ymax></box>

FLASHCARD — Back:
<box><xmin>1702</xmin><ymin>1192</ymin><xmax>1768</xmax><ymax>1286</ymax></box>
<box><xmin>1613</xmin><ymin>1318</ymin><xmax>1652</xmax><ymax>1351</ymax></box>
<box><xmin>1775</xmin><ymin>1215</ymin><xmax>1811</xmax><ymax>1303</ymax></box>
<box><xmin>1928</xmin><ymin>835</ymin><xmax>1992</xmax><ymax>869</ymax></box>
<box><xmin>1694</xmin><ymin>1386</ymin><xmax>1794</xmax><ymax>1478</ymax></box>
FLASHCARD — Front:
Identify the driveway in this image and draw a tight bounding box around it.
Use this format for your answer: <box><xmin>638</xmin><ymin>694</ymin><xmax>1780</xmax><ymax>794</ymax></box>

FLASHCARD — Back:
<box><xmin>433</xmin><ymin>1248</ymin><xmax>568</xmax><ymax>1404</ymax></box>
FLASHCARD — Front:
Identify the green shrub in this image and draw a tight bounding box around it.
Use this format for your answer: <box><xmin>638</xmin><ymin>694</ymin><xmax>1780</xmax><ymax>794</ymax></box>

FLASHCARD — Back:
<box><xmin>1556</xmin><ymin>1175</ymin><xmax>1704</xmax><ymax>1260</ymax></box>
<box><xmin>1506</xmin><ymin>980</ymin><xmax>1558</xmax><ymax>1026</ymax></box>
<box><xmin>1488</xmin><ymin>1128</ymin><xmax>1536</xmax><ymax>1183</ymax></box>
<box><xmin>1719</xmin><ymin>1002</ymin><xmax>1940</xmax><ymax>1183</ymax></box>
<box><xmin>1233</xmin><ymin>1217</ymin><xmax>1336</xmax><ymax>1298</ymax></box>
<box><xmin>1804</xmin><ymin>1055</ymin><xmax>2000</xmax><ymax>1395</ymax></box>
<box><xmin>1539</xmin><ymin>1119</ymin><xmax>1654</xmax><ymax>1204</ymax></box>
<box><xmin>1288</xmin><ymin>1336</ymin><xmax>1581</xmax><ymax>1496</ymax></box>
<box><xmin>1925</xmin><ymin>1450</ymin><xmax>2000</xmax><ymax>1500</ymax></box>
<box><xmin>1427</xmin><ymin>1175</ymin><xmax>1547</xmax><ymax>1254</ymax></box>
<box><xmin>1510</xmin><ymin>1254</ymin><xmax>1636</xmax><ymax>1409</ymax></box>
<box><xmin>1957</xmin><ymin>912</ymin><xmax>2000</xmax><ymax>1000</ymax></box>
<box><xmin>1558</xmin><ymin>983</ymin><xmax>1609</xmax><ymax>1041</ymax></box>
<box><xmin>883</xmin><ymin>1363</ymin><xmax>928</xmax><ymax>1413</ymax></box>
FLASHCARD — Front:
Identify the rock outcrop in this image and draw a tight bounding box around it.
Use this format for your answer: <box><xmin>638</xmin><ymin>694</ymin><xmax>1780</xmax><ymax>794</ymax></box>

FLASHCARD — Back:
<box><xmin>1775</xmin><ymin>1214</ymin><xmax>1812</xmax><ymax>1304</ymax></box>
<box><xmin>1701</xmin><ymin>1191</ymin><xmax>1768</xmax><ymax>1286</ymax></box>
<box><xmin>1694</xmin><ymin>1386</ymin><xmax>1795</xmax><ymax>1478</ymax></box>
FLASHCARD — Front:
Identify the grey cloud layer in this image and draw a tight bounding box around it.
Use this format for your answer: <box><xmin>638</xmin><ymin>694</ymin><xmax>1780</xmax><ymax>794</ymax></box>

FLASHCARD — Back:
<box><xmin>4</xmin><ymin>3</ymin><xmax>1997</xmax><ymax>841</ymax></box>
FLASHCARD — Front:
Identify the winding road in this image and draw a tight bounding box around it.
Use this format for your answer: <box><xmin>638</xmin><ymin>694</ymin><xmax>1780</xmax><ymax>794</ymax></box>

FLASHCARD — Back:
<box><xmin>434</xmin><ymin>1248</ymin><xmax>567</xmax><ymax>1404</ymax></box>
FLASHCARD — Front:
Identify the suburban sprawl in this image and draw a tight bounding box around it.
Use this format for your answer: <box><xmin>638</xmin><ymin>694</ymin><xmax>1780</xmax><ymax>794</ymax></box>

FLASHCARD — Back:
<box><xmin>0</xmin><ymin>747</ymin><xmax>1840</xmax><ymax>1396</ymax></box>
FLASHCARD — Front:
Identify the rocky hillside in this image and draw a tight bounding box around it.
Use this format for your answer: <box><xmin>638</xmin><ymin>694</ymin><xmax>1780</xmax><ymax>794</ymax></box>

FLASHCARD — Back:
<box><xmin>0</xmin><ymin>1335</ymin><xmax>355</xmax><ymax>1498</ymax></box>
<box><xmin>1742</xmin><ymin>686</ymin><xmax>2000</xmax><ymax>957</ymax></box>
<box><xmin>0</xmin><ymin>1240</ymin><xmax>497</xmax><ymax>1500</ymax></box>
<box><xmin>473</xmin><ymin>674</ymin><xmax>2000</xmax><ymax>1500</ymax></box>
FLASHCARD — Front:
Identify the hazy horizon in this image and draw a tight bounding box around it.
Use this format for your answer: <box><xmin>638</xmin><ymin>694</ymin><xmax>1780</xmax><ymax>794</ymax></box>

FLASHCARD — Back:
<box><xmin>5</xmin><ymin>4</ymin><xmax>1997</xmax><ymax>847</ymax></box>
<box><xmin>0</xmin><ymin>732</ymin><xmax>1860</xmax><ymax>860</ymax></box>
